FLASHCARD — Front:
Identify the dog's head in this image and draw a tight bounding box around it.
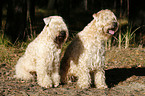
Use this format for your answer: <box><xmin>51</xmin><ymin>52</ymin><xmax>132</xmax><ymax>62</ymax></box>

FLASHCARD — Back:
<box><xmin>93</xmin><ymin>9</ymin><xmax>119</xmax><ymax>39</ymax></box>
<box><xmin>43</xmin><ymin>16</ymin><xmax>69</xmax><ymax>48</ymax></box>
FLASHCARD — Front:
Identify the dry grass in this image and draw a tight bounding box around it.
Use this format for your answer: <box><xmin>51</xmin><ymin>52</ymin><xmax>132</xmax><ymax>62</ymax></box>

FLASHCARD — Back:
<box><xmin>0</xmin><ymin>45</ymin><xmax>25</xmax><ymax>67</ymax></box>
<box><xmin>105</xmin><ymin>47</ymin><xmax>145</xmax><ymax>69</ymax></box>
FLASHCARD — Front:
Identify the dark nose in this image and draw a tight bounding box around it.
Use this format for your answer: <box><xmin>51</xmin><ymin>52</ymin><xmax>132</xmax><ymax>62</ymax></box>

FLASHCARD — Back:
<box><xmin>113</xmin><ymin>22</ymin><xmax>118</xmax><ymax>27</ymax></box>
<box><xmin>60</xmin><ymin>31</ymin><xmax>66</xmax><ymax>37</ymax></box>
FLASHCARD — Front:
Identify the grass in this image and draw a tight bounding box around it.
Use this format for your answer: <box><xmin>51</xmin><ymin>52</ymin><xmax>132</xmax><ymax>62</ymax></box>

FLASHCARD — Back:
<box><xmin>105</xmin><ymin>47</ymin><xmax>145</xmax><ymax>69</ymax></box>
<box><xmin>0</xmin><ymin>30</ymin><xmax>12</xmax><ymax>46</ymax></box>
<box><xmin>0</xmin><ymin>45</ymin><xmax>25</xmax><ymax>68</ymax></box>
<box><xmin>123</xmin><ymin>25</ymin><xmax>142</xmax><ymax>49</ymax></box>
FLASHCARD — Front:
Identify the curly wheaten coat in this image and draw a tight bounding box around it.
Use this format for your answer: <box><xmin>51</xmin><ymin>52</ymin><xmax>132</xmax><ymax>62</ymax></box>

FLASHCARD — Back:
<box><xmin>60</xmin><ymin>9</ymin><xmax>119</xmax><ymax>89</ymax></box>
<box><xmin>15</xmin><ymin>16</ymin><xmax>68</xmax><ymax>88</ymax></box>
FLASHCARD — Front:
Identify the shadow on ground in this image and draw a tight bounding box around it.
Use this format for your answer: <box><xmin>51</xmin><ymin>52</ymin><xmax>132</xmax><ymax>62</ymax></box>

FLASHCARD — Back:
<box><xmin>105</xmin><ymin>67</ymin><xmax>145</xmax><ymax>88</ymax></box>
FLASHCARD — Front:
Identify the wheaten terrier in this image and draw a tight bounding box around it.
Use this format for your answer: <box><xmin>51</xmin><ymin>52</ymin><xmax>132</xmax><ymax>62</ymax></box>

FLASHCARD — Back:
<box><xmin>60</xmin><ymin>9</ymin><xmax>119</xmax><ymax>89</ymax></box>
<box><xmin>15</xmin><ymin>16</ymin><xmax>68</xmax><ymax>88</ymax></box>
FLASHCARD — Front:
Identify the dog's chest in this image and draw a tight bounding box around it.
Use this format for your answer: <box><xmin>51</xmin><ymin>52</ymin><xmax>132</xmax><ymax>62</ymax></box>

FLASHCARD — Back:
<box><xmin>45</xmin><ymin>43</ymin><xmax>61</xmax><ymax>62</ymax></box>
<box><xmin>51</xmin><ymin>44</ymin><xmax>61</xmax><ymax>59</ymax></box>
<box><xmin>87</xmin><ymin>40</ymin><xmax>105</xmax><ymax>70</ymax></box>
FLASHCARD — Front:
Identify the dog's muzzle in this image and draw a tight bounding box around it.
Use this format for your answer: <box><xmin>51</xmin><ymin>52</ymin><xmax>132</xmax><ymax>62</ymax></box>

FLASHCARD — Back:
<box><xmin>58</xmin><ymin>31</ymin><xmax>66</xmax><ymax>38</ymax></box>
<box><xmin>107</xmin><ymin>22</ymin><xmax>119</xmax><ymax>35</ymax></box>
<box><xmin>54</xmin><ymin>30</ymin><xmax>67</xmax><ymax>48</ymax></box>
<box><xmin>113</xmin><ymin>22</ymin><xmax>118</xmax><ymax>28</ymax></box>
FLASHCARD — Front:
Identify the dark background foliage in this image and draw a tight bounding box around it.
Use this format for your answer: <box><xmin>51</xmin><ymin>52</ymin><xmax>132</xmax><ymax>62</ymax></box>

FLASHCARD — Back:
<box><xmin>0</xmin><ymin>0</ymin><xmax>145</xmax><ymax>46</ymax></box>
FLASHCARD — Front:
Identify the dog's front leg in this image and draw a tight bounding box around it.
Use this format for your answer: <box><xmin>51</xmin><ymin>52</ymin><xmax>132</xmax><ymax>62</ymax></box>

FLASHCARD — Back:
<box><xmin>36</xmin><ymin>58</ymin><xmax>52</xmax><ymax>88</ymax></box>
<box><xmin>94</xmin><ymin>68</ymin><xmax>107</xmax><ymax>89</ymax></box>
<box><xmin>77</xmin><ymin>67</ymin><xmax>91</xmax><ymax>89</ymax></box>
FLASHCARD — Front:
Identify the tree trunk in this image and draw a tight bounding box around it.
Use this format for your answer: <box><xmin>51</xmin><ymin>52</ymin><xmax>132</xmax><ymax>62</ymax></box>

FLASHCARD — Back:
<box><xmin>57</xmin><ymin>0</ymin><xmax>70</xmax><ymax>24</ymax></box>
<box><xmin>5</xmin><ymin>0</ymin><xmax>27</xmax><ymax>43</ymax></box>
<box><xmin>26</xmin><ymin>0</ymin><xmax>35</xmax><ymax>40</ymax></box>
<box><xmin>48</xmin><ymin>0</ymin><xmax>55</xmax><ymax>9</ymax></box>
<box><xmin>84</xmin><ymin>0</ymin><xmax>88</xmax><ymax>11</ymax></box>
<box><xmin>27</xmin><ymin>0</ymin><xmax>35</xmax><ymax>25</ymax></box>
<box><xmin>0</xmin><ymin>0</ymin><xmax>3</xmax><ymax>29</ymax></box>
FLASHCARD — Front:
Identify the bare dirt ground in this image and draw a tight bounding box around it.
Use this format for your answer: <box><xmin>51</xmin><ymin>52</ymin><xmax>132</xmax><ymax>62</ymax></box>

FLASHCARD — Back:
<box><xmin>0</xmin><ymin>45</ymin><xmax>145</xmax><ymax>96</ymax></box>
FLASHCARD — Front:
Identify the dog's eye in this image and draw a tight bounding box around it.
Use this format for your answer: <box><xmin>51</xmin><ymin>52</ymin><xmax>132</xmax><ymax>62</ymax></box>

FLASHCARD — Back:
<box><xmin>60</xmin><ymin>31</ymin><xmax>66</xmax><ymax>37</ymax></box>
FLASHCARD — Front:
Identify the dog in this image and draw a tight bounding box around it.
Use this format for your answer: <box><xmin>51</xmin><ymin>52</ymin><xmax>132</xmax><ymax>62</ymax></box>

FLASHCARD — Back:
<box><xmin>60</xmin><ymin>9</ymin><xmax>119</xmax><ymax>89</ymax></box>
<box><xmin>15</xmin><ymin>16</ymin><xmax>68</xmax><ymax>88</ymax></box>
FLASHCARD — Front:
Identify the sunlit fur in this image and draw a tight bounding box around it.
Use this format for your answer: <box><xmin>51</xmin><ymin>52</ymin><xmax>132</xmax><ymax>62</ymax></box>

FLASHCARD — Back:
<box><xmin>15</xmin><ymin>16</ymin><xmax>68</xmax><ymax>88</ymax></box>
<box><xmin>60</xmin><ymin>9</ymin><xmax>119</xmax><ymax>89</ymax></box>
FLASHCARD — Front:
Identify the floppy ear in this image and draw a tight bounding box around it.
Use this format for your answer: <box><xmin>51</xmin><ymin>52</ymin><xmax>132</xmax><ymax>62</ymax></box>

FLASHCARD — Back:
<box><xmin>93</xmin><ymin>13</ymin><xmax>98</xmax><ymax>20</ymax></box>
<box><xmin>93</xmin><ymin>13</ymin><xmax>100</xmax><ymax>23</ymax></box>
<box><xmin>43</xmin><ymin>17</ymin><xmax>51</xmax><ymax>25</ymax></box>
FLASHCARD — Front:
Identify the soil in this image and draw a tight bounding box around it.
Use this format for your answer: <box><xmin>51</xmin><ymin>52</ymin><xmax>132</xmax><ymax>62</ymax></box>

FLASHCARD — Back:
<box><xmin>0</xmin><ymin>47</ymin><xmax>145</xmax><ymax>96</ymax></box>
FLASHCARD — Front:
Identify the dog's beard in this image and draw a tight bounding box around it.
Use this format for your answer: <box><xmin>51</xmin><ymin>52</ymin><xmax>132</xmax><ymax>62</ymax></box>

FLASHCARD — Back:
<box><xmin>54</xmin><ymin>31</ymin><xmax>67</xmax><ymax>48</ymax></box>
